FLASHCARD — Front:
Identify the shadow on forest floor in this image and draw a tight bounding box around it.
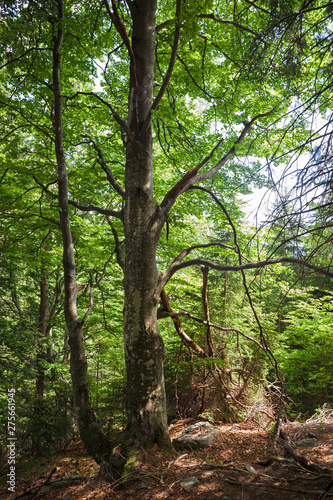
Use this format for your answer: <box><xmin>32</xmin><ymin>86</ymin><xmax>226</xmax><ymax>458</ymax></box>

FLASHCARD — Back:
<box><xmin>2</xmin><ymin>416</ymin><xmax>333</xmax><ymax>499</ymax></box>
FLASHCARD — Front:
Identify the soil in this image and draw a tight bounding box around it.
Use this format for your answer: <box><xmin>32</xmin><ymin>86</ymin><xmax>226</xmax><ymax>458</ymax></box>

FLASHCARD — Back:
<box><xmin>2</xmin><ymin>416</ymin><xmax>333</xmax><ymax>500</ymax></box>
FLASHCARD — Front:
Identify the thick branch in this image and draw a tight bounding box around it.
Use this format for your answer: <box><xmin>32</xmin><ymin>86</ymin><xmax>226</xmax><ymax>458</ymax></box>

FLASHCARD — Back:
<box><xmin>140</xmin><ymin>0</ymin><xmax>182</xmax><ymax>136</ymax></box>
<box><xmin>151</xmin><ymin>0</ymin><xmax>182</xmax><ymax>112</ymax></box>
<box><xmin>156</xmin><ymin>18</ymin><xmax>175</xmax><ymax>32</ymax></box>
<box><xmin>68</xmin><ymin>199</ymin><xmax>123</xmax><ymax>220</ymax></box>
<box><xmin>32</xmin><ymin>176</ymin><xmax>123</xmax><ymax>219</ymax></box>
<box><xmin>175</xmin><ymin>308</ymin><xmax>265</xmax><ymax>351</ymax></box>
<box><xmin>159</xmin><ymin>291</ymin><xmax>266</xmax><ymax>365</ymax></box>
<box><xmin>159</xmin><ymin>138</ymin><xmax>224</xmax><ymax>214</ymax></box>
<box><xmin>159</xmin><ymin>289</ymin><xmax>207</xmax><ymax>358</ymax></box>
<box><xmin>104</xmin><ymin>0</ymin><xmax>138</xmax><ymax>89</ymax></box>
<box><xmin>103</xmin><ymin>0</ymin><xmax>139</xmax><ymax>128</ymax></box>
<box><xmin>157</xmin><ymin>242</ymin><xmax>252</xmax><ymax>294</ymax></box>
<box><xmin>160</xmin><ymin>109</ymin><xmax>276</xmax><ymax>215</ymax></box>
<box><xmin>161</xmin><ymin>256</ymin><xmax>333</xmax><ymax>289</ymax></box>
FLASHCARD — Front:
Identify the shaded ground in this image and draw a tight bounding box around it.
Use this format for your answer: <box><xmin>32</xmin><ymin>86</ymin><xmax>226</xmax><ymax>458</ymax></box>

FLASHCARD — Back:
<box><xmin>1</xmin><ymin>416</ymin><xmax>333</xmax><ymax>499</ymax></box>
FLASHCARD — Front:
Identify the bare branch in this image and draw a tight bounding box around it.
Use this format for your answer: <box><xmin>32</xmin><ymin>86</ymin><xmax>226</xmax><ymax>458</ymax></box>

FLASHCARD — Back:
<box><xmin>106</xmin><ymin>217</ymin><xmax>125</xmax><ymax>270</ymax></box>
<box><xmin>159</xmin><ymin>289</ymin><xmax>207</xmax><ymax>358</ymax></box>
<box><xmin>66</xmin><ymin>91</ymin><xmax>135</xmax><ymax>142</ymax></box>
<box><xmin>173</xmin><ymin>310</ymin><xmax>266</xmax><ymax>351</ymax></box>
<box><xmin>158</xmin><ymin>242</ymin><xmax>254</xmax><ymax>294</ymax></box>
<box><xmin>67</xmin><ymin>199</ymin><xmax>123</xmax><ymax>220</ymax></box>
<box><xmin>159</xmin><ymin>138</ymin><xmax>224</xmax><ymax>214</ymax></box>
<box><xmin>81</xmin><ymin>134</ymin><xmax>125</xmax><ymax>198</ymax></box>
<box><xmin>161</xmin><ymin>256</ymin><xmax>333</xmax><ymax>289</ymax></box>
<box><xmin>151</xmin><ymin>0</ymin><xmax>182</xmax><ymax>112</ymax></box>
<box><xmin>196</xmin><ymin>13</ymin><xmax>266</xmax><ymax>44</ymax></box>
<box><xmin>159</xmin><ymin>108</ymin><xmax>278</xmax><ymax>216</ymax></box>
<box><xmin>32</xmin><ymin>175</ymin><xmax>123</xmax><ymax>220</ymax></box>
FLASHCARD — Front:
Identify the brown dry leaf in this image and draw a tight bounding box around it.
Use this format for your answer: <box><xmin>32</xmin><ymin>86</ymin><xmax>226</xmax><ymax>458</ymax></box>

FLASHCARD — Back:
<box><xmin>2</xmin><ymin>419</ymin><xmax>333</xmax><ymax>500</ymax></box>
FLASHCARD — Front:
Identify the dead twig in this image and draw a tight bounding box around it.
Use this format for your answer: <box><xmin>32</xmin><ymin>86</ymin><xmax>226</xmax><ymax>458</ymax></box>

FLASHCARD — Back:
<box><xmin>13</xmin><ymin>467</ymin><xmax>57</xmax><ymax>500</ymax></box>
<box><xmin>160</xmin><ymin>453</ymin><xmax>188</xmax><ymax>484</ymax></box>
<box><xmin>226</xmin><ymin>478</ymin><xmax>332</xmax><ymax>496</ymax></box>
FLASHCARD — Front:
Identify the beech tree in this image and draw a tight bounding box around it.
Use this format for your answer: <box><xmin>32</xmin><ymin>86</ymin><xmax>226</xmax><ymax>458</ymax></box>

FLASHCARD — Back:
<box><xmin>1</xmin><ymin>0</ymin><xmax>333</xmax><ymax>474</ymax></box>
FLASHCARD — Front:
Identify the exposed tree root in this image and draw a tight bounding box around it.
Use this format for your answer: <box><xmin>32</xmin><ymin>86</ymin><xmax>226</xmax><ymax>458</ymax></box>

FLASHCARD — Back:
<box><xmin>279</xmin><ymin>427</ymin><xmax>327</xmax><ymax>473</ymax></box>
<box><xmin>225</xmin><ymin>478</ymin><xmax>331</xmax><ymax>496</ymax></box>
<box><xmin>13</xmin><ymin>472</ymin><xmax>86</xmax><ymax>500</ymax></box>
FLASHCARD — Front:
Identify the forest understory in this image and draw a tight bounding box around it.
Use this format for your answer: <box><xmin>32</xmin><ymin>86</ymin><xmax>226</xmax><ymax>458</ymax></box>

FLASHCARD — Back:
<box><xmin>2</xmin><ymin>410</ymin><xmax>333</xmax><ymax>500</ymax></box>
<box><xmin>1</xmin><ymin>1</ymin><xmax>333</xmax><ymax>498</ymax></box>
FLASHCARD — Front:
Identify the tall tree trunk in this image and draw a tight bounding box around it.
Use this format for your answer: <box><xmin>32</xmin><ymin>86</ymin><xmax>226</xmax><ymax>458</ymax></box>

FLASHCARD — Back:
<box><xmin>52</xmin><ymin>0</ymin><xmax>122</xmax><ymax>474</ymax></box>
<box><xmin>122</xmin><ymin>0</ymin><xmax>171</xmax><ymax>449</ymax></box>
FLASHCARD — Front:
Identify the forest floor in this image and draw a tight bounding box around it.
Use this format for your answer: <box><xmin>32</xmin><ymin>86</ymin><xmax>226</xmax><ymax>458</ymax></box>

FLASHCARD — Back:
<box><xmin>2</xmin><ymin>415</ymin><xmax>333</xmax><ymax>500</ymax></box>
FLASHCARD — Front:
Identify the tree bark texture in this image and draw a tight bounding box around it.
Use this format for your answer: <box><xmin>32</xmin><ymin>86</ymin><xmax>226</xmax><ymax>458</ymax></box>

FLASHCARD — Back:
<box><xmin>122</xmin><ymin>0</ymin><xmax>171</xmax><ymax>449</ymax></box>
<box><xmin>52</xmin><ymin>0</ymin><xmax>120</xmax><ymax>472</ymax></box>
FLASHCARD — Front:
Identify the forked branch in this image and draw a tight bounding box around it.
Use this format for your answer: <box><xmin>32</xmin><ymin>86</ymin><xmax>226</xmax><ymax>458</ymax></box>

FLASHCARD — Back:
<box><xmin>159</xmin><ymin>108</ymin><xmax>277</xmax><ymax>216</ymax></box>
<box><xmin>81</xmin><ymin>134</ymin><xmax>125</xmax><ymax>198</ymax></box>
<box><xmin>141</xmin><ymin>0</ymin><xmax>182</xmax><ymax>135</ymax></box>
<box><xmin>150</xmin><ymin>0</ymin><xmax>182</xmax><ymax>112</ymax></box>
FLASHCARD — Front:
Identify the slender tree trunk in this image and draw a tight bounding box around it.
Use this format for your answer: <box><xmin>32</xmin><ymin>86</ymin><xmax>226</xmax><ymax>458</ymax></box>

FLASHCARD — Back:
<box><xmin>52</xmin><ymin>0</ymin><xmax>122</xmax><ymax>474</ymax></box>
<box><xmin>33</xmin><ymin>268</ymin><xmax>50</xmax><ymax>455</ymax></box>
<box><xmin>36</xmin><ymin>271</ymin><xmax>49</xmax><ymax>398</ymax></box>
<box><xmin>202</xmin><ymin>266</ymin><xmax>214</xmax><ymax>357</ymax></box>
<box><xmin>122</xmin><ymin>0</ymin><xmax>171</xmax><ymax>449</ymax></box>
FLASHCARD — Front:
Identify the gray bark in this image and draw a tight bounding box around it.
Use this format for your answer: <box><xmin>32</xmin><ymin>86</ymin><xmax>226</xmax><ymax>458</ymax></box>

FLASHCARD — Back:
<box><xmin>52</xmin><ymin>0</ymin><xmax>122</xmax><ymax>474</ymax></box>
<box><xmin>122</xmin><ymin>0</ymin><xmax>171</xmax><ymax>448</ymax></box>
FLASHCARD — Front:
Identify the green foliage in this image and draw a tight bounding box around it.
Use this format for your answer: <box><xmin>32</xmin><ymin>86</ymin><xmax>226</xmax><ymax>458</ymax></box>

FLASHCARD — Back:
<box><xmin>0</xmin><ymin>0</ymin><xmax>332</xmax><ymax>452</ymax></box>
<box><xmin>277</xmin><ymin>290</ymin><xmax>333</xmax><ymax>413</ymax></box>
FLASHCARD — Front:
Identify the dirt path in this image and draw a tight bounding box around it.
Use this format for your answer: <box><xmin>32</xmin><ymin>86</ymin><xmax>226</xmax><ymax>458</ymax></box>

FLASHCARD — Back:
<box><xmin>2</xmin><ymin>417</ymin><xmax>333</xmax><ymax>499</ymax></box>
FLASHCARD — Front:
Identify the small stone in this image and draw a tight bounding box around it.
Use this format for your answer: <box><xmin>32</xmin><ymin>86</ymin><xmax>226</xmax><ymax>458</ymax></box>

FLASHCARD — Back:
<box><xmin>198</xmin><ymin>470</ymin><xmax>219</xmax><ymax>478</ymax></box>
<box><xmin>181</xmin><ymin>421</ymin><xmax>216</xmax><ymax>434</ymax></box>
<box><xmin>137</xmin><ymin>481</ymin><xmax>148</xmax><ymax>490</ymax></box>
<box><xmin>180</xmin><ymin>476</ymin><xmax>200</xmax><ymax>490</ymax></box>
<box><xmin>245</xmin><ymin>463</ymin><xmax>257</xmax><ymax>474</ymax></box>
<box><xmin>296</xmin><ymin>438</ymin><xmax>317</xmax><ymax>448</ymax></box>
